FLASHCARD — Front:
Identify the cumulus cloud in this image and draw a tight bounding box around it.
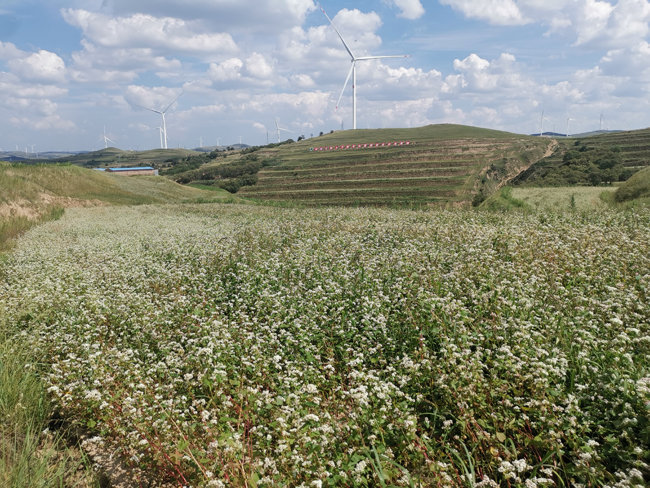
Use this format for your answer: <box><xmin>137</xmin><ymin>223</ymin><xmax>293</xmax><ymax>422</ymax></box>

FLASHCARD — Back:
<box><xmin>125</xmin><ymin>85</ymin><xmax>183</xmax><ymax>111</ymax></box>
<box><xmin>8</xmin><ymin>50</ymin><xmax>67</xmax><ymax>83</ymax></box>
<box><xmin>104</xmin><ymin>0</ymin><xmax>317</xmax><ymax>33</ymax></box>
<box><xmin>388</xmin><ymin>0</ymin><xmax>426</xmax><ymax>19</ymax></box>
<box><xmin>9</xmin><ymin>114</ymin><xmax>76</xmax><ymax>131</ymax></box>
<box><xmin>439</xmin><ymin>0</ymin><xmax>528</xmax><ymax>25</ymax></box>
<box><xmin>62</xmin><ymin>9</ymin><xmax>238</xmax><ymax>57</ymax></box>
<box><xmin>441</xmin><ymin>0</ymin><xmax>650</xmax><ymax>49</ymax></box>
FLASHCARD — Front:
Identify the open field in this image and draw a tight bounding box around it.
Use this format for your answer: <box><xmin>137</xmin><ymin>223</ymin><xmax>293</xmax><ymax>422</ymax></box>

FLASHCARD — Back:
<box><xmin>511</xmin><ymin>186</ymin><xmax>614</xmax><ymax>211</ymax></box>
<box><xmin>1</xmin><ymin>204</ymin><xmax>648</xmax><ymax>487</ymax></box>
<box><xmin>0</xmin><ymin>163</ymin><xmax>221</xmax><ymax>250</ymax></box>
<box><xmin>213</xmin><ymin>125</ymin><xmax>554</xmax><ymax>206</ymax></box>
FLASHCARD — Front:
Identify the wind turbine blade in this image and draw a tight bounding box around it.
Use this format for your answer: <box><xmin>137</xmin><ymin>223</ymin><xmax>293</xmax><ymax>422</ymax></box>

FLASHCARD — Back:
<box><xmin>321</xmin><ymin>6</ymin><xmax>355</xmax><ymax>60</ymax></box>
<box><xmin>356</xmin><ymin>55</ymin><xmax>411</xmax><ymax>60</ymax></box>
<box><xmin>163</xmin><ymin>92</ymin><xmax>183</xmax><ymax>114</ymax></box>
<box><xmin>335</xmin><ymin>62</ymin><xmax>355</xmax><ymax>112</ymax></box>
<box><xmin>136</xmin><ymin>104</ymin><xmax>163</xmax><ymax>115</ymax></box>
<box><xmin>279</xmin><ymin>128</ymin><xmax>295</xmax><ymax>133</ymax></box>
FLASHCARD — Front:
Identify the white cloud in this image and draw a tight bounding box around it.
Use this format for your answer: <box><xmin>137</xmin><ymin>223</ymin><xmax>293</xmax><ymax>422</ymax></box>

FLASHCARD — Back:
<box><xmin>125</xmin><ymin>85</ymin><xmax>183</xmax><ymax>111</ymax></box>
<box><xmin>387</xmin><ymin>0</ymin><xmax>426</xmax><ymax>19</ymax></box>
<box><xmin>253</xmin><ymin>122</ymin><xmax>266</xmax><ymax>132</ymax></box>
<box><xmin>439</xmin><ymin>0</ymin><xmax>528</xmax><ymax>25</ymax></box>
<box><xmin>245</xmin><ymin>53</ymin><xmax>274</xmax><ymax>79</ymax></box>
<box><xmin>62</xmin><ymin>9</ymin><xmax>238</xmax><ymax>58</ymax></box>
<box><xmin>10</xmin><ymin>114</ymin><xmax>76</xmax><ymax>131</ymax></box>
<box><xmin>105</xmin><ymin>0</ymin><xmax>317</xmax><ymax>33</ymax></box>
<box><xmin>0</xmin><ymin>42</ymin><xmax>24</xmax><ymax>60</ymax></box>
<box><xmin>208</xmin><ymin>58</ymin><xmax>244</xmax><ymax>82</ymax></box>
<box><xmin>8</xmin><ymin>51</ymin><xmax>67</xmax><ymax>83</ymax></box>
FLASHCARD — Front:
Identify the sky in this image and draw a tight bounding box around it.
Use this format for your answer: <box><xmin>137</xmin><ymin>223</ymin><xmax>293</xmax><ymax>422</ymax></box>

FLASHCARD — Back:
<box><xmin>1</xmin><ymin>0</ymin><xmax>650</xmax><ymax>152</ymax></box>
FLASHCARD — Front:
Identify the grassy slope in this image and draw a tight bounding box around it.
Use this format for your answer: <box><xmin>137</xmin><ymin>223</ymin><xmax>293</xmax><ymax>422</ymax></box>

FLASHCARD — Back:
<box><xmin>237</xmin><ymin>124</ymin><xmax>550</xmax><ymax>206</ymax></box>
<box><xmin>0</xmin><ymin>163</ymin><xmax>216</xmax><ymax>206</ymax></box>
<box><xmin>513</xmin><ymin>128</ymin><xmax>650</xmax><ymax>185</ymax></box>
<box><xmin>0</xmin><ymin>163</ymin><xmax>227</xmax><ymax>250</ymax></box>
<box><xmin>614</xmin><ymin>165</ymin><xmax>650</xmax><ymax>203</ymax></box>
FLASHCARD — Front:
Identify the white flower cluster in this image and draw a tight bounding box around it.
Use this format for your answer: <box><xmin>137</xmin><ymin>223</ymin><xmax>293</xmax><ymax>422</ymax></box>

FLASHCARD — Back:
<box><xmin>1</xmin><ymin>204</ymin><xmax>648</xmax><ymax>487</ymax></box>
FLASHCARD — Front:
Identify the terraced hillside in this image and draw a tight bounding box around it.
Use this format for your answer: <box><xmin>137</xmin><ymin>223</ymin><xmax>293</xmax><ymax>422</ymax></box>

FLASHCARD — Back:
<box><xmin>238</xmin><ymin>125</ymin><xmax>551</xmax><ymax>206</ymax></box>
<box><xmin>514</xmin><ymin>128</ymin><xmax>650</xmax><ymax>185</ymax></box>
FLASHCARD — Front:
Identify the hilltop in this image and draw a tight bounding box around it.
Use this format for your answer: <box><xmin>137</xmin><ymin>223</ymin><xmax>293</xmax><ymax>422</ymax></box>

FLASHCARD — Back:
<box><xmin>169</xmin><ymin>124</ymin><xmax>553</xmax><ymax>207</ymax></box>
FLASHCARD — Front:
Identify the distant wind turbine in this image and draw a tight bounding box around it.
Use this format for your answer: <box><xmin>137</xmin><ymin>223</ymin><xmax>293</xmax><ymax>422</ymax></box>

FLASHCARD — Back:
<box><xmin>566</xmin><ymin>113</ymin><xmax>576</xmax><ymax>138</ymax></box>
<box><xmin>216</xmin><ymin>137</ymin><xmax>221</xmax><ymax>146</ymax></box>
<box><xmin>538</xmin><ymin>109</ymin><xmax>551</xmax><ymax>137</ymax></box>
<box><xmin>136</xmin><ymin>92</ymin><xmax>183</xmax><ymax>149</ymax></box>
<box><xmin>321</xmin><ymin>6</ymin><xmax>411</xmax><ymax>130</ymax></box>
<box><xmin>29</xmin><ymin>144</ymin><xmax>37</xmax><ymax>156</ymax></box>
<box><xmin>199</xmin><ymin>136</ymin><xmax>203</xmax><ymax>148</ymax></box>
<box><xmin>275</xmin><ymin>118</ymin><xmax>295</xmax><ymax>143</ymax></box>
<box><xmin>99</xmin><ymin>126</ymin><xmax>115</xmax><ymax>149</ymax></box>
<box><xmin>599</xmin><ymin>111</ymin><xmax>609</xmax><ymax>132</ymax></box>
<box><xmin>239</xmin><ymin>136</ymin><xmax>243</xmax><ymax>144</ymax></box>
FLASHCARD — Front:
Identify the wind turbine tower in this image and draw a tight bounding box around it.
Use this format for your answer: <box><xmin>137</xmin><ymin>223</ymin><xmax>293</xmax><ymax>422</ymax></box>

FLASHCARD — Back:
<box><xmin>239</xmin><ymin>136</ymin><xmax>243</xmax><ymax>145</ymax></box>
<box><xmin>275</xmin><ymin>118</ymin><xmax>295</xmax><ymax>143</ymax></box>
<box><xmin>29</xmin><ymin>144</ymin><xmax>37</xmax><ymax>156</ymax></box>
<box><xmin>199</xmin><ymin>136</ymin><xmax>203</xmax><ymax>148</ymax></box>
<box><xmin>321</xmin><ymin>7</ymin><xmax>410</xmax><ymax>130</ymax></box>
<box><xmin>137</xmin><ymin>92</ymin><xmax>183</xmax><ymax>149</ymax></box>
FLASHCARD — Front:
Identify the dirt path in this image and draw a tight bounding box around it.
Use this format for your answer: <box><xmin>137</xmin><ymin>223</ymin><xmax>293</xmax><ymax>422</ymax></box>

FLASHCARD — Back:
<box><xmin>543</xmin><ymin>139</ymin><xmax>559</xmax><ymax>158</ymax></box>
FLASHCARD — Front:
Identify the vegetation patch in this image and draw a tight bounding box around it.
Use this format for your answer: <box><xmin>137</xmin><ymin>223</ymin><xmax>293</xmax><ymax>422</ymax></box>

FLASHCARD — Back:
<box><xmin>2</xmin><ymin>204</ymin><xmax>649</xmax><ymax>487</ymax></box>
<box><xmin>614</xmin><ymin>166</ymin><xmax>650</xmax><ymax>203</ymax></box>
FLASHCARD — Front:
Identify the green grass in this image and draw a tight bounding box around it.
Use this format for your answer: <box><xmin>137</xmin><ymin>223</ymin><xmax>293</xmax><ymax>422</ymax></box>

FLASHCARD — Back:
<box><xmin>614</xmin><ymin>166</ymin><xmax>650</xmax><ymax>203</ymax></box>
<box><xmin>0</xmin><ymin>163</ymin><xmax>216</xmax><ymax>249</ymax></box>
<box><xmin>511</xmin><ymin>186</ymin><xmax>615</xmax><ymax>211</ymax></box>
<box><xmin>0</xmin><ymin>337</ymin><xmax>99</xmax><ymax>487</ymax></box>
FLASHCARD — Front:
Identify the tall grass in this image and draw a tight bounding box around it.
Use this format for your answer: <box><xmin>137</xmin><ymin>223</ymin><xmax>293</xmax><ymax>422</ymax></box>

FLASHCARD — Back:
<box><xmin>0</xmin><ymin>206</ymin><xmax>64</xmax><ymax>252</ymax></box>
<box><xmin>0</xmin><ymin>338</ymin><xmax>98</xmax><ymax>487</ymax></box>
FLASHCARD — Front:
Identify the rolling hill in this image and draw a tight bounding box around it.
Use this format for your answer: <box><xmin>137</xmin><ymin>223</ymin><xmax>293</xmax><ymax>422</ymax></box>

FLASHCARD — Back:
<box><xmin>513</xmin><ymin>128</ymin><xmax>650</xmax><ymax>185</ymax></box>
<box><xmin>236</xmin><ymin>125</ymin><xmax>552</xmax><ymax>206</ymax></box>
<box><xmin>35</xmin><ymin>147</ymin><xmax>204</xmax><ymax>168</ymax></box>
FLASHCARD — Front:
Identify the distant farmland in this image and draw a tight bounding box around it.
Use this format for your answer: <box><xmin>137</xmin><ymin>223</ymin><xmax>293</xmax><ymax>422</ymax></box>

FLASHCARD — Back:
<box><xmin>239</xmin><ymin>125</ymin><xmax>552</xmax><ymax>206</ymax></box>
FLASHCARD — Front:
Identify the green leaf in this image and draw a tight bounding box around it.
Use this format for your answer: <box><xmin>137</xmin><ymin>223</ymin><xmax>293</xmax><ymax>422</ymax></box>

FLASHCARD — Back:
<box><xmin>496</xmin><ymin>432</ymin><xmax>506</xmax><ymax>442</ymax></box>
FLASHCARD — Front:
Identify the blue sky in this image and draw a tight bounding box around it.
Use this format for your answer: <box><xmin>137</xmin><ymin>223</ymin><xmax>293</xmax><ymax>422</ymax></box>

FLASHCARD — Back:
<box><xmin>1</xmin><ymin>0</ymin><xmax>649</xmax><ymax>151</ymax></box>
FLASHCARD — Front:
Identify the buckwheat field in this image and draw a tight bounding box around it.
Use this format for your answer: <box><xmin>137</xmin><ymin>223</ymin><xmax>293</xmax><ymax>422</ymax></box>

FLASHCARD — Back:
<box><xmin>1</xmin><ymin>204</ymin><xmax>649</xmax><ymax>488</ymax></box>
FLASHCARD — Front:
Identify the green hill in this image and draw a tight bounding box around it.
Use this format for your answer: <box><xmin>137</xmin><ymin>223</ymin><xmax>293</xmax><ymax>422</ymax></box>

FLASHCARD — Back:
<box><xmin>614</xmin><ymin>166</ymin><xmax>650</xmax><ymax>204</ymax></box>
<box><xmin>234</xmin><ymin>125</ymin><xmax>551</xmax><ymax>206</ymax></box>
<box><xmin>513</xmin><ymin>128</ymin><xmax>650</xmax><ymax>186</ymax></box>
<box><xmin>43</xmin><ymin>147</ymin><xmax>203</xmax><ymax>168</ymax></box>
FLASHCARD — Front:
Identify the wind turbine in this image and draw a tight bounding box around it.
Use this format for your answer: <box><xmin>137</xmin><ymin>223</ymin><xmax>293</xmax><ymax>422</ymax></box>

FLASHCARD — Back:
<box><xmin>275</xmin><ymin>118</ymin><xmax>295</xmax><ymax>143</ymax></box>
<box><xmin>216</xmin><ymin>137</ymin><xmax>221</xmax><ymax>147</ymax></box>
<box><xmin>599</xmin><ymin>111</ymin><xmax>609</xmax><ymax>132</ymax></box>
<box><xmin>239</xmin><ymin>136</ymin><xmax>243</xmax><ymax>144</ymax></box>
<box><xmin>136</xmin><ymin>92</ymin><xmax>183</xmax><ymax>149</ymax></box>
<box><xmin>99</xmin><ymin>126</ymin><xmax>115</xmax><ymax>149</ymax></box>
<box><xmin>566</xmin><ymin>113</ymin><xmax>575</xmax><ymax>138</ymax></box>
<box><xmin>29</xmin><ymin>144</ymin><xmax>37</xmax><ymax>156</ymax></box>
<box><xmin>199</xmin><ymin>136</ymin><xmax>203</xmax><ymax>148</ymax></box>
<box><xmin>321</xmin><ymin>6</ymin><xmax>411</xmax><ymax>130</ymax></box>
<box><xmin>538</xmin><ymin>109</ymin><xmax>551</xmax><ymax>137</ymax></box>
